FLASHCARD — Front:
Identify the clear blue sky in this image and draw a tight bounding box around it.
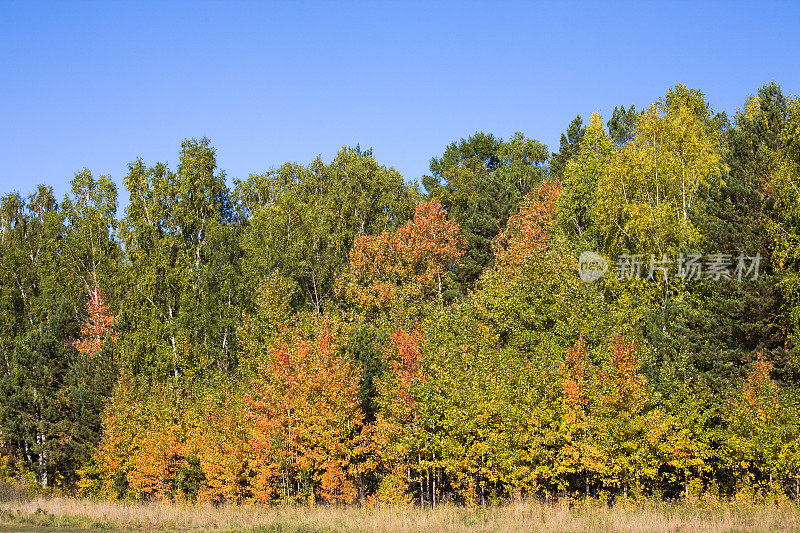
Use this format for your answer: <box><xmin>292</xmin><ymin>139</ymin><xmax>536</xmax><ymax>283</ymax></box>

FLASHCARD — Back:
<box><xmin>2</xmin><ymin>0</ymin><xmax>799</xmax><ymax>210</ymax></box>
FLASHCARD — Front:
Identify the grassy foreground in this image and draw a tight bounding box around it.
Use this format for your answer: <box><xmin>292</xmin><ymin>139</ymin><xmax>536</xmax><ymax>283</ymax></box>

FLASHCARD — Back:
<box><xmin>1</xmin><ymin>497</ymin><xmax>800</xmax><ymax>533</ymax></box>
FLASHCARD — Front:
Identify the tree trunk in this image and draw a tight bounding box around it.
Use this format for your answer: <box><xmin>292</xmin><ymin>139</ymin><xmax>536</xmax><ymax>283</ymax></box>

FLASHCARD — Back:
<box><xmin>685</xmin><ymin>470</ymin><xmax>689</xmax><ymax>501</ymax></box>
<box><xmin>433</xmin><ymin>467</ymin><xmax>437</xmax><ymax>507</ymax></box>
<box><xmin>419</xmin><ymin>453</ymin><xmax>423</xmax><ymax>506</ymax></box>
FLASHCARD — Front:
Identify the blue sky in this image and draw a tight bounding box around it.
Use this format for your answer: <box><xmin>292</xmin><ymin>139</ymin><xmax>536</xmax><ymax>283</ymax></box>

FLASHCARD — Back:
<box><xmin>2</xmin><ymin>1</ymin><xmax>799</xmax><ymax>210</ymax></box>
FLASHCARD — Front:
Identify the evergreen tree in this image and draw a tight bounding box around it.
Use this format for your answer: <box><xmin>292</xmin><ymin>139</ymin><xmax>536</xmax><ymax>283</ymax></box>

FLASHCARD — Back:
<box><xmin>549</xmin><ymin>115</ymin><xmax>586</xmax><ymax>179</ymax></box>
<box><xmin>607</xmin><ymin>104</ymin><xmax>638</xmax><ymax>146</ymax></box>
<box><xmin>423</xmin><ymin>132</ymin><xmax>548</xmax><ymax>292</ymax></box>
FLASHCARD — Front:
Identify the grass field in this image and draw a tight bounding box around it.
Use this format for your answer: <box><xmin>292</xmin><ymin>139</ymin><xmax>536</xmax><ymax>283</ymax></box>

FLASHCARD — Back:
<box><xmin>1</xmin><ymin>497</ymin><xmax>800</xmax><ymax>532</ymax></box>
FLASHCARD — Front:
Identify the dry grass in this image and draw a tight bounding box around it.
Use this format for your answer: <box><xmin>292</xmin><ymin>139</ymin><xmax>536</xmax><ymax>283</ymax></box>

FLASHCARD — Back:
<box><xmin>1</xmin><ymin>496</ymin><xmax>799</xmax><ymax>532</ymax></box>
<box><xmin>0</xmin><ymin>480</ymin><xmax>29</xmax><ymax>504</ymax></box>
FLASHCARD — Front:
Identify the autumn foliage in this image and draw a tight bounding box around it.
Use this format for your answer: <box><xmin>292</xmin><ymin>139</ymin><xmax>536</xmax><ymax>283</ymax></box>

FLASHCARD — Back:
<box><xmin>345</xmin><ymin>200</ymin><xmax>464</xmax><ymax>311</ymax></box>
<box><xmin>742</xmin><ymin>353</ymin><xmax>781</xmax><ymax>423</ymax></box>
<box><xmin>245</xmin><ymin>318</ymin><xmax>364</xmax><ymax>504</ymax></box>
<box><xmin>8</xmin><ymin>83</ymin><xmax>800</xmax><ymax>506</ymax></box>
<box><xmin>73</xmin><ymin>286</ymin><xmax>118</xmax><ymax>355</ymax></box>
<box><xmin>494</xmin><ymin>179</ymin><xmax>562</xmax><ymax>272</ymax></box>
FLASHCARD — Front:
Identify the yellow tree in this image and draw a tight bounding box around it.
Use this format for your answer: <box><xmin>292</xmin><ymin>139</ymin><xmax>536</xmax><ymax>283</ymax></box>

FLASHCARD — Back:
<box><xmin>557</xmin><ymin>336</ymin><xmax>664</xmax><ymax>498</ymax></box>
<box><xmin>557</xmin><ymin>338</ymin><xmax>604</xmax><ymax>496</ymax></box>
<box><xmin>594</xmin><ymin>85</ymin><xmax>723</xmax><ymax>256</ymax></box>
<box><xmin>726</xmin><ymin>353</ymin><xmax>785</xmax><ymax>493</ymax></box>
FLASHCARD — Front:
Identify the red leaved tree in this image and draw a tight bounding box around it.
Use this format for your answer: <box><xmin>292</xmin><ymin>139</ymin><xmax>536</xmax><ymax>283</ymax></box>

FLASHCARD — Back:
<box><xmin>494</xmin><ymin>179</ymin><xmax>562</xmax><ymax>273</ymax></box>
<box><xmin>344</xmin><ymin>201</ymin><xmax>464</xmax><ymax>313</ymax></box>
<box><xmin>73</xmin><ymin>286</ymin><xmax>118</xmax><ymax>355</ymax></box>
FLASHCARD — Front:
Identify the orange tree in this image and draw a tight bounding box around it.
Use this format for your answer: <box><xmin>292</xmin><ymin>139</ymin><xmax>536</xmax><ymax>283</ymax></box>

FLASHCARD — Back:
<box><xmin>724</xmin><ymin>353</ymin><xmax>799</xmax><ymax>495</ymax></box>
<box><xmin>243</xmin><ymin>315</ymin><xmax>365</xmax><ymax>504</ymax></box>
<box><xmin>341</xmin><ymin>200</ymin><xmax>464</xmax><ymax>321</ymax></box>
<box><xmin>371</xmin><ymin>328</ymin><xmax>426</xmax><ymax>503</ymax></box>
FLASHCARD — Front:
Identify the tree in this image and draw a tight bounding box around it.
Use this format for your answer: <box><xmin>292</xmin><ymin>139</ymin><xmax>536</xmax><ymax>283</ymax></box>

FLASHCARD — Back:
<box><xmin>495</xmin><ymin>179</ymin><xmax>563</xmax><ymax>273</ymax></box>
<box><xmin>645</xmin><ymin>82</ymin><xmax>789</xmax><ymax>397</ymax></box>
<box><xmin>244</xmin><ymin>316</ymin><xmax>365</xmax><ymax>504</ymax></box>
<box><xmin>237</xmin><ymin>147</ymin><xmax>419</xmax><ymax>314</ymax></box>
<box><xmin>607</xmin><ymin>104</ymin><xmax>638</xmax><ymax>146</ymax></box>
<box><xmin>590</xmin><ymin>336</ymin><xmax>662</xmax><ymax>497</ymax></box>
<box><xmin>765</xmin><ymin>96</ymin><xmax>800</xmax><ymax>371</ymax></box>
<box><xmin>549</xmin><ymin>115</ymin><xmax>586</xmax><ymax>179</ymax></box>
<box><xmin>343</xmin><ymin>200</ymin><xmax>465</xmax><ymax>319</ymax></box>
<box><xmin>60</xmin><ymin>170</ymin><xmax>120</xmax><ymax>294</ymax></box>
<box><xmin>726</xmin><ymin>81</ymin><xmax>787</xmax><ymax>188</ymax></box>
<box><xmin>557</xmin><ymin>336</ymin><xmax>664</xmax><ymax>498</ymax></box>
<box><xmin>119</xmin><ymin>138</ymin><xmax>243</xmax><ymax>379</ymax></box>
<box><xmin>62</xmin><ymin>286</ymin><xmax>120</xmax><ymax>487</ymax></box>
<box><xmin>0</xmin><ymin>302</ymin><xmax>78</xmax><ymax>487</ymax></box>
<box><xmin>372</xmin><ymin>326</ymin><xmax>426</xmax><ymax>503</ymax></box>
<box><xmin>73</xmin><ymin>286</ymin><xmax>118</xmax><ymax>356</ymax></box>
<box><xmin>725</xmin><ymin>354</ymin><xmax>790</xmax><ymax>493</ymax></box>
<box><xmin>592</xmin><ymin>86</ymin><xmax>724</xmax><ymax>257</ymax></box>
<box><xmin>475</xmin><ymin>179</ymin><xmax>611</xmax><ymax>357</ymax></box>
<box><xmin>424</xmin><ymin>132</ymin><xmax>548</xmax><ymax>291</ymax></box>
<box><xmin>0</xmin><ymin>186</ymin><xmax>85</xmax><ymax>488</ymax></box>
<box><xmin>344</xmin><ymin>322</ymin><xmax>389</xmax><ymax>423</ymax></box>
<box><xmin>556</xmin><ymin>114</ymin><xmax>615</xmax><ymax>243</ymax></box>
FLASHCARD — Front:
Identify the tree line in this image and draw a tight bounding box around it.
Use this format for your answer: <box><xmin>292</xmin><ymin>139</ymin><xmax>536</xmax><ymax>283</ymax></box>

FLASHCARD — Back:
<box><xmin>1</xmin><ymin>82</ymin><xmax>799</xmax><ymax>504</ymax></box>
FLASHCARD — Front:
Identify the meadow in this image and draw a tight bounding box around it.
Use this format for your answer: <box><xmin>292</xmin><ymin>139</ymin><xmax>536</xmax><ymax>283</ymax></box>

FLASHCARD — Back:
<box><xmin>2</xmin><ymin>495</ymin><xmax>800</xmax><ymax>533</ymax></box>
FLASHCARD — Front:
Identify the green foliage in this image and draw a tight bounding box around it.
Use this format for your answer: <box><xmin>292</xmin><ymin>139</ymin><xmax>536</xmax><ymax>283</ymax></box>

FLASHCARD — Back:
<box><xmin>3</xmin><ymin>83</ymin><xmax>800</xmax><ymax>504</ymax></box>
<box><xmin>556</xmin><ymin>113</ymin><xmax>615</xmax><ymax>245</ymax></box>
<box><xmin>172</xmin><ymin>455</ymin><xmax>206</xmax><ymax>502</ymax></box>
<box><xmin>237</xmin><ymin>146</ymin><xmax>420</xmax><ymax>314</ymax></box>
<box><xmin>344</xmin><ymin>323</ymin><xmax>389</xmax><ymax>422</ymax></box>
<box><xmin>608</xmin><ymin>105</ymin><xmax>638</xmax><ymax>146</ymax></box>
<box><xmin>60</xmin><ymin>169</ymin><xmax>120</xmax><ymax>292</ymax></box>
<box><xmin>424</xmin><ymin>132</ymin><xmax>548</xmax><ymax>292</ymax></box>
<box><xmin>0</xmin><ymin>179</ymin><xmax>120</xmax><ymax>490</ymax></box>
<box><xmin>550</xmin><ymin>116</ymin><xmax>586</xmax><ymax>179</ymax></box>
<box><xmin>119</xmin><ymin>138</ymin><xmax>243</xmax><ymax>379</ymax></box>
<box><xmin>0</xmin><ymin>302</ymin><xmax>79</xmax><ymax>487</ymax></box>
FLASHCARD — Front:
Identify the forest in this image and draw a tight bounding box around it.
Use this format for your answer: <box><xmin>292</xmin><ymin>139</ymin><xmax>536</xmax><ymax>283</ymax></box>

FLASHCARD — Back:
<box><xmin>0</xmin><ymin>82</ymin><xmax>799</xmax><ymax>507</ymax></box>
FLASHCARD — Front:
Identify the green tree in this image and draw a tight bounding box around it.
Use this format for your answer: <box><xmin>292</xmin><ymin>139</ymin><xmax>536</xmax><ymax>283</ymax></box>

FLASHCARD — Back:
<box><xmin>607</xmin><ymin>104</ymin><xmax>638</xmax><ymax>146</ymax></box>
<box><xmin>556</xmin><ymin>113</ymin><xmax>615</xmax><ymax>244</ymax></box>
<box><xmin>0</xmin><ymin>302</ymin><xmax>79</xmax><ymax>487</ymax></box>
<box><xmin>237</xmin><ymin>147</ymin><xmax>419</xmax><ymax>313</ymax></box>
<box><xmin>60</xmin><ymin>170</ymin><xmax>120</xmax><ymax>294</ymax></box>
<box><xmin>549</xmin><ymin>115</ymin><xmax>586</xmax><ymax>179</ymax></box>
<box><xmin>423</xmin><ymin>132</ymin><xmax>548</xmax><ymax>292</ymax></box>
<box><xmin>119</xmin><ymin>138</ymin><xmax>242</xmax><ymax>380</ymax></box>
